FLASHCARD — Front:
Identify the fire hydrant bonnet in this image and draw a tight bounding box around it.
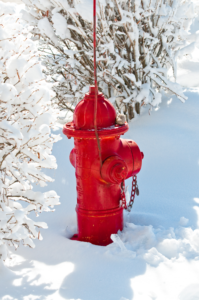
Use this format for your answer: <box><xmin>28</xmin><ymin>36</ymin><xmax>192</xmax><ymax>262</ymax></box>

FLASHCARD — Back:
<box><xmin>63</xmin><ymin>87</ymin><xmax>129</xmax><ymax>139</ymax></box>
<box><xmin>74</xmin><ymin>86</ymin><xmax>116</xmax><ymax>130</ymax></box>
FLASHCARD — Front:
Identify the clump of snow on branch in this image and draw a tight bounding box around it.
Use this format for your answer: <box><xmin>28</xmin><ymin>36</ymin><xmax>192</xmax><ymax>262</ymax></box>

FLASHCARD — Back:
<box><xmin>0</xmin><ymin>3</ymin><xmax>61</xmax><ymax>261</ymax></box>
<box><xmin>22</xmin><ymin>0</ymin><xmax>195</xmax><ymax>120</ymax></box>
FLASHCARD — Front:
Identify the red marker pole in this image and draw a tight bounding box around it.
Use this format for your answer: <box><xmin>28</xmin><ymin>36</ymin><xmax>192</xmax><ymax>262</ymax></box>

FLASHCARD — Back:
<box><xmin>93</xmin><ymin>0</ymin><xmax>97</xmax><ymax>90</ymax></box>
<box><xmin>93</xmin><ymin>0</ymin><xmax>102</xmax><ymax>167</ymax></box>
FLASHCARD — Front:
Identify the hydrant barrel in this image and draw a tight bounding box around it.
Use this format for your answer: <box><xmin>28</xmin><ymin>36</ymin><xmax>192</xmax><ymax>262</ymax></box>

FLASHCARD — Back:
<box><xmin>63</xmin><ymin>86</ymin><xmax>143</xmax><ymax>246</ymax></box>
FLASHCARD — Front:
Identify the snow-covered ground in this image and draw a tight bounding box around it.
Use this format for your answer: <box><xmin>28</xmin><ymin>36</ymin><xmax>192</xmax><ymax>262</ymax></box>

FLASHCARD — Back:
<box><xmin>1</xmin><ymin>3</ymin><xmax>199</xmax><ymax>300</ymax></box>
<box><xmin>2</xmin><ymin>88</ymin><xmax>199</xmax><ymax>300</ymax></box>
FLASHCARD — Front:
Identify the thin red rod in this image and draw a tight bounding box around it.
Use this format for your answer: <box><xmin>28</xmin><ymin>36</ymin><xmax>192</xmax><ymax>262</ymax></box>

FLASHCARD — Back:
<box><xmin>93</xmin><ymin>0</ymin><xmax>102</xmax><ymax>168</ymax></box>
<box><xmin>93</xmin><ymin>0</ymin><xmax>97</xmax><ymax>93</ymax></box>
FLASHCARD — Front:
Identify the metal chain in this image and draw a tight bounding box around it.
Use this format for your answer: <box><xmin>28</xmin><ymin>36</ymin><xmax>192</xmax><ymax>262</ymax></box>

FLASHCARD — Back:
<box><xmin>120</xmin><ymin>180</ymin><xmax>127</xmax><ymax>209</ymax></box>
<box><xmin>120</xmin><ymin>175</ymin><xmax>139</xmax><ymax>212</ymax></box>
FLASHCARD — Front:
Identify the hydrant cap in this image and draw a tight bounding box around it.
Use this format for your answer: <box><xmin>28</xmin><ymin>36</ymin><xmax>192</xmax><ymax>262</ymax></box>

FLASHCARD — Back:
<box><xmin>74</xmin><ymin>86</ymin><xmax>116</xmax><ymax>130</ymax></box>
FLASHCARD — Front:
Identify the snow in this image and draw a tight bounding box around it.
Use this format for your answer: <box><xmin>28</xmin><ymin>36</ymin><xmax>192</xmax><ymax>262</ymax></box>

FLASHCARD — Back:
<box><xmin>177</xmin><ymin>18</ymin><xmax>199</xmax><ymax>88</ymax></box>
<box><xmin>52</xmin><ymin>12</ymin><xmax>71</xmax><ymax>39</ymax></box>
<box><xmin>38</xmin><ymin>17</ymin><xmax>59</xmax><ymax>46</ymax></box>
<box><xmin>1</xmin><ymin>80</ymin><xmax>199</xmax><ymax>300</ymax></box>
<box><xmin>76</xmin><ymin>0</ymin><xmax>93</xmax><ymax>22</ymax></box>
<box><xmin>1</xmin><ymin>1</ymin><xmax>199</xmax><ymax>300</ymax></box>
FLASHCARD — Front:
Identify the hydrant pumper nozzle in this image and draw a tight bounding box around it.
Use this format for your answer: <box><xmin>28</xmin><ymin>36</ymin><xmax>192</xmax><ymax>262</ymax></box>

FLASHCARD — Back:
<box><xmin>63</xmin><ymin>86</ymin><xmax>144</xmax><ymax>246</ymax></box>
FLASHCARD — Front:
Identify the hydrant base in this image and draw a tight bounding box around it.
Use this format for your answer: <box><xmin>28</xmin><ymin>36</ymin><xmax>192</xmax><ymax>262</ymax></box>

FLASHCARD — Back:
<box><xmin>70</xmin><ymin>233</ymin><xmax>114</xmax><ymax>246</ymax></box>
<box><xmin>71</xmin><ymin>206</ymin><xmax>123</xmax><ymax>246</ymax></box>
<box><xmin>70</xmin><ymin>234</ymin><xmax>79</xmax><ymax>241</ymax></box>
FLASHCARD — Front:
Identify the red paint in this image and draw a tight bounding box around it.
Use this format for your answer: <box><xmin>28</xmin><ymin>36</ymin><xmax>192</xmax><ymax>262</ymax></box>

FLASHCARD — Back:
<box><xmin>63</xmin><ymin>87</ymin><xmax>144</xmax><ymax>246</ymax></box>
<box><xmin>93</xmin><ymin>0</ymin><xmax>102</xmax><ymax>167</ymax></box>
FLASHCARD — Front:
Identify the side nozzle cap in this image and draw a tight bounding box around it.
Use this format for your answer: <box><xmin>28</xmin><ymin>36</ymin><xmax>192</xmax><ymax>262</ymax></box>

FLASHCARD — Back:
<box><xmin>101</xmin><ymin>156</ymin><xmax>128</xmax><ymax>184</ymax></box>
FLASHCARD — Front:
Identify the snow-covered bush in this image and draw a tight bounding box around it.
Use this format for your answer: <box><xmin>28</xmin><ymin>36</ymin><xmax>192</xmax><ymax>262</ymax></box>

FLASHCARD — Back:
<box><xmin>0</xmin><ymin>3</ymin><xmax>61</xmax><ymax>261</ymax></box>
<box><xmin>22</xmin><ymin>0</ymin><xmax>195</xmax><ymax>120</ymax></box>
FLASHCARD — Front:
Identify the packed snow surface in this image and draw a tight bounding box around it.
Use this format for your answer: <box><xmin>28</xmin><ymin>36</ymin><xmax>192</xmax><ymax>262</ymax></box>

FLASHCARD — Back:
<box><xmin>1</xmin><ymin>2</ymin><xmax>199</xmax><ymax>300</ymax></box>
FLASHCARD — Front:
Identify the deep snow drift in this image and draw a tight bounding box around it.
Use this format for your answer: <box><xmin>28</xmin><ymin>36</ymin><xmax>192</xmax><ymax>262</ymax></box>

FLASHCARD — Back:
<box><xmin>1</xmin><ymin>2</ymin><xmax>199</xmax><ymax>300</ymax></box>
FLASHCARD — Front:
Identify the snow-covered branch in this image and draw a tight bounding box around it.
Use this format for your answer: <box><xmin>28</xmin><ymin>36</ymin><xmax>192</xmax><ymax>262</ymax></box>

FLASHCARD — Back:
<box><xmin>22</xmin><ymin>0</ymin><xmax>195</xmax><ymax>120</ymax></box>
<box><xmin>0</xmin><ymin>3</ymin><xmax>61</xmax><ymax>261</ymax></box>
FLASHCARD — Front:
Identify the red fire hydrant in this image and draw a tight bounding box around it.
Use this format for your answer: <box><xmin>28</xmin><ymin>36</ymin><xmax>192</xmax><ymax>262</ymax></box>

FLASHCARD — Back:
<box><xmin>63</xmin><ymin>86</ymin><xmax>143</xmax><ymax>246</ymax></box>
